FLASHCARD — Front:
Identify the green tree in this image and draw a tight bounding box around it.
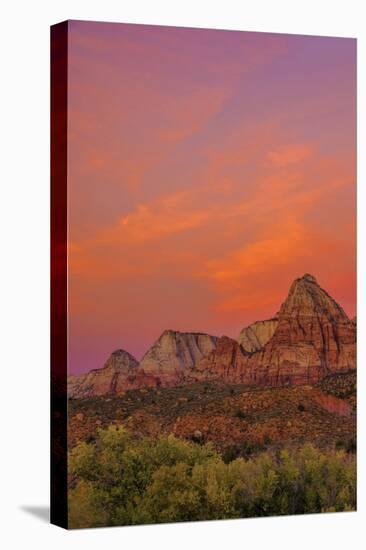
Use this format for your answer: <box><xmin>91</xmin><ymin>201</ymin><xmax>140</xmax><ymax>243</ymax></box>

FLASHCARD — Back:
<box><xmin>68</xmin><ymin>427</ymin><xmax>356</xmax><ymax>528</ymax></box>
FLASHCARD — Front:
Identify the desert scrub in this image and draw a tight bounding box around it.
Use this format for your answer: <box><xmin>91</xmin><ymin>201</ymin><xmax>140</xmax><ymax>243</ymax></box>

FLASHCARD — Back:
<box><xmin>68</xmin><ymin>426</ymin><xmax>356</xmax><ymax>528</ymax></box>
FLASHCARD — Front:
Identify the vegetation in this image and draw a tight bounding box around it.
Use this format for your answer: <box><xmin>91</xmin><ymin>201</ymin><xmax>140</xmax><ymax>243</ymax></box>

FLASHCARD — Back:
<box><xmin>68</xmin><ymin>426</ymin><xmax>356</xmax><ymax>528</ymax></box>
<box><xmin>317</xmin><ymin>371</ymin><xmax>356</xmax><ymax>403</ymax></box>
<box><xmin>234</xmin><ymin>409</ymin><xmax>248</xmax><ymax>420</ymax></box>
<box><xmin>68</xmin><ymin>379</ymin><xmax>356</xmax><ymax>453</ymax></box>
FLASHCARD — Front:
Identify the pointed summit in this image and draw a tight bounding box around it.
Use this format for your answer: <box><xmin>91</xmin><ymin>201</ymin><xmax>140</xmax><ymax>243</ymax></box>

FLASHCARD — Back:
<box><xmin>105</xmin><ymin>349</ymin><xmax>139</xmax><ymax>371</ymax></box>
<box><xmin>301</xmin><ymin>273</ymin><xmax>317</xmax><ymax>283</ymax></box>
<box><xmin>279</xmin><ymin>273</ymin><xmax>349</xmax><ymax>321</ymax></box>
<box><xmin>194</xmin><ymin>274</ymin><xmax>355</xmax><ymax>387</ymax></box>
<box><xmin>246</xmin><ymin>274</ymin><xmax>356</xmax><ymax>385</ymax></box>
<box><xmin>68</xmin><ymin>349</ymin><xmax>140</xmax><ymax>398</ymax></box>
<box><xmin>68</xmin><ymin>274</ymin><xmax>356</xmax><ymax>396</ymax></box>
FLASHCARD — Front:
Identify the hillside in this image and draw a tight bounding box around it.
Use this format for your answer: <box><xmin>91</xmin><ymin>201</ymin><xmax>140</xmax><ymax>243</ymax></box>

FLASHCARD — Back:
<box><xmin>68</xmin><ymin>372</ymin><xmax>356</xmax><ymax>459</ymax></box>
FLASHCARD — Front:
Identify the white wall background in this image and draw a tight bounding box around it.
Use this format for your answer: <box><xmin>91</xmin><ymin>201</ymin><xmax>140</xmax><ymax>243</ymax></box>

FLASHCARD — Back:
<box><xmin>0</xmin><ymin>1</ymin><xmax>364</xmax><ymax>548</ymax></box>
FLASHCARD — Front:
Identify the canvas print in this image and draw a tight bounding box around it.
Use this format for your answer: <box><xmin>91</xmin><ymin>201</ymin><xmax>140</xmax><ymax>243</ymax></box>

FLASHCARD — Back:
<box><xmin>51</xmin><ymin>20</ymin><xmax>357</xmax><ymax>529</ymax></box>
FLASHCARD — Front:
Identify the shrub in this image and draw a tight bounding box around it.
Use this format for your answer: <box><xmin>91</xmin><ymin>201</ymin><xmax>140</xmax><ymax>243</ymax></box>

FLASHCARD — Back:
<box><xmin>234</xmin><ymin>409</ymin><xmax>247</xmax><ymax>420</ymax></box>
<box><xmin>222</xmin><ymin>441</ymin><xmax>263</xmax><ymax>463</ymax></box>
<box><xmin>336</xmin><ymin>436</ymin><xmax>357</xmax><ymax>454</ymax></box>
<box><xmin>346</xmin><ymin>437</ymin><xmax>357</xmax><ymax>454</ymax></box>
<box><xmin>68</xmin><ymin>427</ymin><xmax>356</xmax><ymax>528</ymax></box>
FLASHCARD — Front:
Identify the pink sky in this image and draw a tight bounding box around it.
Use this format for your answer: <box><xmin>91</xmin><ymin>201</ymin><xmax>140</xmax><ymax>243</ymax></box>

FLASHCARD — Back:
<box><xmin>67</xmin><ymin>21</ymin><xmax>356</xmax><ymax>374</ymax></box>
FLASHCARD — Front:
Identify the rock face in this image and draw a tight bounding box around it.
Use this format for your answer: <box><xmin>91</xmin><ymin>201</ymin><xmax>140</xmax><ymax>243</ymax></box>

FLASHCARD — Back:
<box><xmin>67</xmin><ymin>273</ymin><xmax>356</xmax><ymax>396</ymax></box>
<box><xmin>68</xmin><ymin>349</ymin><xmax>146</xmax><ymax>398</ymax></box>
<box><xmin>193</xmin><ymin>274</ymin><xmax>356</xmax><ymax>387</ymax></box>
<box><xmin>248</xmin><ymin>273</ymin><xmax>356</xmax><ymax>386</ymax></box>
<box><xmin>311</xmin><ymin>390</ymin><xmax>353</xmax><ymax>417</ymax></box>
<box><xmin>238</xmin><ymin>318</ymin><xmax>278</xmax><ymax>353</ymax></box>
<box><xmin>139</xmin><ymin>330</ymin><xmax>218</xmax><ymax>386</ymax></box>
<box><xmin>68</xmin><ymin>332</ymin><xmax>218</xmax><ymax>397</ymax></box>
<box><xmin>193</xmin><ymin>336</ymin><xmax>249</xmax><ymax>382</ymax></box>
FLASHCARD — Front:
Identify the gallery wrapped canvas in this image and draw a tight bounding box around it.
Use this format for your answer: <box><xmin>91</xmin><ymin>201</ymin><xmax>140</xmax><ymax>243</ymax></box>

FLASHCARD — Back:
<box><xmin>51</xmin><ymin>20</ymin><xmax>357</xmax><ymax>529</ymax></box>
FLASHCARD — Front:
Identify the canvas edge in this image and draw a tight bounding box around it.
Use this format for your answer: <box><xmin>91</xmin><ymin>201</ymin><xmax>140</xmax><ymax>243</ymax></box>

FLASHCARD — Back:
<box><xmin>50</xmin><ymin>20</ymin><xmax>69</xmax><ymax>530</ymax></box>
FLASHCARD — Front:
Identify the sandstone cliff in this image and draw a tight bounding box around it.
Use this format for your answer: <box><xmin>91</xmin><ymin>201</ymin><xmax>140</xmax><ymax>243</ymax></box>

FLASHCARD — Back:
<box><xmin>247</xmin><ymin>273</ymin><xmax>356</xmax><ymax>385</ymax></box>
<box><xmin>192</xmin><ymin>274</ymin><xmax>356</xmax><ymax>386</ymax></box>
<box><xmin>68</xmin><ymin>331</ymin><xmax>219</xmax><ymax>397</ymax></box>
<box><xmin>67</xmin><ymin>274</ymin><xmax>356</xmax><ymax>396</ymax></box>
<box><xmin>139</xmin><ymin>330</ymin><xmax>218</xmax><ymax>385</ymax></box>
<box><xmin>238</xmin><ymin>318</ymin><xmax>278</xmax><ymax>352</ymax></box>
<box><xmin>68</xmin><ymin>349</ymin><xmax>144</xmax><ymax>398</ymax></box>
<box><xmin>194</xmin><ymin>336</ymin><xmax>249</xmax><ymax>382</ymax></box>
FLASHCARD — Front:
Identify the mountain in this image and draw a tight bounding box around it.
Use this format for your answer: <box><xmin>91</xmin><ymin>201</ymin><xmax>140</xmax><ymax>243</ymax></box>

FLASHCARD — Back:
<box><xmin>247</xmin><ymin>273</ymin><xmax>356</xmax><ymax>385</ymax></box>
<box><xmin>139</xmin><ymin>330</ymin><xmax>218</xmax><ymax>385</ymax></box>
<box><xmin>68</xmin><ymin>331</ymin><xmax>219</xmax><ymax>397</ymax></box>
<box><xmin>238</xmin><ymin>318</ymin><xmax>278</xmax><ymax>352</ymax></box>
<box><xmin>67</xmin><ymin>274</ymin><xmax>356</xmax><ymax>396</ymax></box>
<box><xmin>68</xmin><ymin>349</ymin><xmax>149</xmax><ymax>398</ymax></box>
<box><xmin>193</xmin><ymin>274</ymin><xmax>356</xmax><ymax>386</ymax></box>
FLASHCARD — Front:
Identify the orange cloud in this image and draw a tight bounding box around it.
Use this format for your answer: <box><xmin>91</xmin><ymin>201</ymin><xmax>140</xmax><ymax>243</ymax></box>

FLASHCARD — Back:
<box><xmin>205</xmin><ymin>218</ymin><xmax>307</xmax><ymax>286</ymax></box>
<box><xmin>267</xmin><ymin>144</ymin><xmax>313</xmax><ymax>167</ymax></box>
<box><xmin>68</xmin><ymin>138</ymin><xmax>354</xmax><ymax>290</ymax></box>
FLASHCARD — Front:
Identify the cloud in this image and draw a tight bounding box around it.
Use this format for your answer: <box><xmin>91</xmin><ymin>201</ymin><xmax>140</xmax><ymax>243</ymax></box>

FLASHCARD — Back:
<box><xmin>68</xmin><ymin>132</ymin><xmax>353</xmax><ymax>291</ymax></box>
<box><xmin>205</xmin><ymin>218</ymin><xmax>307</xmax><ymax>285</ymax></box>
<box><xmin>267</xmin><ymin>144</ymin><xmax>313</xmax><ymax>167</ymax></box>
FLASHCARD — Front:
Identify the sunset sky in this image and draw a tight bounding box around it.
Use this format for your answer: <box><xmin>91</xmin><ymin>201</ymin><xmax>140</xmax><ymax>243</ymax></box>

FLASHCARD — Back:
<box><xmin>67</xmin><ymin>21</ymin><xmax>356</xmax><ymax>374</ymax></box>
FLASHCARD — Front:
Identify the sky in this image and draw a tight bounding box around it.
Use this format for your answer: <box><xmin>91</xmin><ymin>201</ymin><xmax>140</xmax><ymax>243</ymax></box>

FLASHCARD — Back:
<box><xmin>67</xmin><ymin>20</ymin><xmax>356</xmax><ymax>374</ymax></box>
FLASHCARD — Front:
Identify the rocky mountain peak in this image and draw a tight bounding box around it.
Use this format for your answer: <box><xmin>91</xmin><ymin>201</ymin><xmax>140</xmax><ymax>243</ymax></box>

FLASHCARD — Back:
<box><xmin>103</xmin><ymin>349</ymin><xmax>139</xmax><ymax>372</ymax></box>
<box><xmin>139</xmin><ymin>330</ymin><xmax>218</xmax><ymax>384</ymax></box>
<box><xmin>68</xmin><ymin>273</ymin><xmax>356</xmax><ymax>396</ymax></box>
<box><xmin>301</xmin><ymin>273</ymin><xmax>317</xmax><ymax>283</ymax></box>
<box><xmin>279</xmin><ymin>273</ymin><xmax>349</xmax><ymax>321</ymax></box>
<box><xmin>196</xmin><ymin>274</ymin><xmax>356</xmax><ymax>388</ymax></box>
<box><xmin>247</xmin><ymin>274</ymin><xmax>356</xmax><ymax>386</ymax></box>
<box><xmin>68</xmin><ymin>348</ymin><xmax>140</xmax><ymax>398</ymax></box>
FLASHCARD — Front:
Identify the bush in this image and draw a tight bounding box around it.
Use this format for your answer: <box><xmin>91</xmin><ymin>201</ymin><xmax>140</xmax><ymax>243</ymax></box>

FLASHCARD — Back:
<box><xmin>68</xmin><ymin>427</ymin><xmax>356</xmax><ymax>528</ymax></box>
<box><xmin>222</xmin><ymin>441</ymin><xmax>264</xmax><ymax>463</ymax></box>
<box><xmin>336</xmin><ymin>436</ymin><xmax>357</xmax><ymax>454</ymax></box>
<box><xmin>234</xmin><ymin>409</ymin><xmax>247</xmax><ymax>420</ymax></box>
<box><xmin>346</xmin><ymin>437</ymin><xmax>357</xmax><ymax>454</ymax></box>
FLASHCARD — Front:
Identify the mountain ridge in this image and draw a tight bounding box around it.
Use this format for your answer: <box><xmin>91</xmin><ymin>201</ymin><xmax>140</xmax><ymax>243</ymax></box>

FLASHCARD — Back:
<box><xmin>68</xmin><ymin>274</ymin><xmax>356</xmax><ymax>398</ymax></box>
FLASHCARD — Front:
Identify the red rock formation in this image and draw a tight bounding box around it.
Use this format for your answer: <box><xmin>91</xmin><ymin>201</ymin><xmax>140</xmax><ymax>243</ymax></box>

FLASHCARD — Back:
<box><xmin>193</xmin><ymin>336</ymin><xmax>250</xmax><ymax>383</ymax></box>
<box><xmin>68</xmin><ymin>331</ymin><xmax>218</xmax><ymax>396</ymax></box>
<box><xmin>311</xmin><ymin>390</ymin><xmax>353</xmax><ymax>417</ymax></box>
<box><xmin>193</xmin><ymin>274</ymin><xmax>356</xmax><ymax>387</ymax></box>
<box><xmin>67</xmin><ymin>273</ymin><xmax>356</xmax><ymax>396</ymax></box>
<box><xmin>139</xmin><ymin>330</ymin><xmax>218</xmax><ymax>386</ymax></box>
<box><xmin>238</xmin><ymin>318</ymin><xmax>278</xmax><ymax>352</ymax></box>
<box><xmin>68</xmin><ymin>349</ymin><xmax>154</xmax><ymax>398</ymax></box>
<box><xmin>247</xmin><ymin>273</ymin><xmax>356</xmax><ymax>386</ymax></box>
